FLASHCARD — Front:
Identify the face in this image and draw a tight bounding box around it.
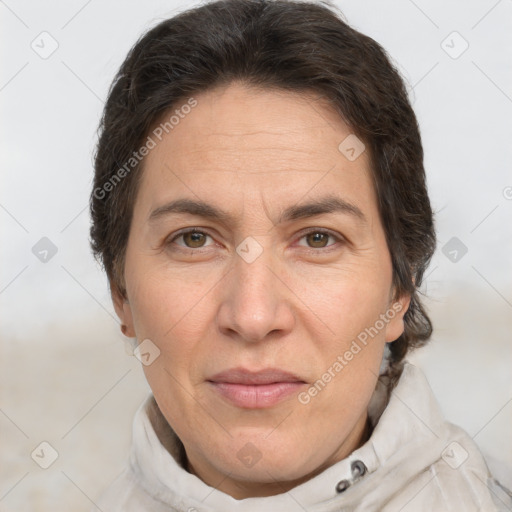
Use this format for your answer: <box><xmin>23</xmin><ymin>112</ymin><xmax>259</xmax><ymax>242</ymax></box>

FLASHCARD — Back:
<box><xmin>114</xmin><ymin>82</ymin><xmax>410</xmax><ymax>499</ymax></box>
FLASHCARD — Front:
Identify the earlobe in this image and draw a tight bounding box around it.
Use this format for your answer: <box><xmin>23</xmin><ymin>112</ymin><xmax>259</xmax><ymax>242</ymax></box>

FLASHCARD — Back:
<box><xmin>385</xmin><ymin>293</ymin><xmax>411</xmax><ymax>343</ymax></box>
<box><xmin>111</xmin><ymin>283</ymin><xmax>136</xmax><ymax>338</ymax></box>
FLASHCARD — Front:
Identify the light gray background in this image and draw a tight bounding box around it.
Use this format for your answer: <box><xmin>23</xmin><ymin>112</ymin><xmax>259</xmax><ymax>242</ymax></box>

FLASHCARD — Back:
<box><xmin>1</xmin><ymin>0</ymin><xmax>511</xmax><ymax>510</ymax></box>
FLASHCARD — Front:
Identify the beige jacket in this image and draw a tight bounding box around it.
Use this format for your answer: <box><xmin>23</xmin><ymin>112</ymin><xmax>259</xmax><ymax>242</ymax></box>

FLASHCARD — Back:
<box><xmin>95</xmin><ymin>363</ymin><xmax>512</xmax><ymax>511</ymax></box>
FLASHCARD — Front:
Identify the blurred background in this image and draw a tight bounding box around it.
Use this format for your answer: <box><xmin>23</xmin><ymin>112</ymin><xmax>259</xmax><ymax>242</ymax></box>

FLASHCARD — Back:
<box><xmin>1</xmin><ymin>0</ymin><xmax>511</xmax><ymax>510</ymax></box>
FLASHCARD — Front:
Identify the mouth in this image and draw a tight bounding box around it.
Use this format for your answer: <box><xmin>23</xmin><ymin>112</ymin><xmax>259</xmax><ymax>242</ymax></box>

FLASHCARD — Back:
<box><xmin>207</xmin><ymin>368</ymin><xmax>307</xmax><ymax>409</ymax></box>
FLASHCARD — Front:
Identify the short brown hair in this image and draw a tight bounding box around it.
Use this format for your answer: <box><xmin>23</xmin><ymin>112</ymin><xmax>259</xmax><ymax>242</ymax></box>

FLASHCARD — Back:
<box><xmin>90</xmin><ymin>0</ymin><xmax>436</xmax><ymax>372</ymax></box>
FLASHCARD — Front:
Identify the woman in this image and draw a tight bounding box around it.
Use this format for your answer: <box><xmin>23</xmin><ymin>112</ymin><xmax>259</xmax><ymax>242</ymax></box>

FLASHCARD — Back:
<box><xmin>89</xmin><ymin>0</ymin><xmax>512</xmax><ymax>509</ymax></box>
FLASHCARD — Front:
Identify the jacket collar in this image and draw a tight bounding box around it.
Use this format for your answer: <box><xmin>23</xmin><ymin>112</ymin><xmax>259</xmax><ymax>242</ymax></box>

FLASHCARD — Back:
<box><xmin>129</xmin><ymin>362</ymin><xmax>452</xmax><ymax>511</ymax></box>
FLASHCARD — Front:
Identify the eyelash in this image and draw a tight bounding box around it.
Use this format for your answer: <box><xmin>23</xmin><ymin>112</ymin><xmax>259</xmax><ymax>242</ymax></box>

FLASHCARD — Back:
<box><xmin>166</xmin><ymin>227</ymin><xmax>344</xmax><ymax>253</ymax></box>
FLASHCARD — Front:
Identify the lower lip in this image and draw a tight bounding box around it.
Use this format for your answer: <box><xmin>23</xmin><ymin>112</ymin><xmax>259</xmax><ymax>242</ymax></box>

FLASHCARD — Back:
<box><xmin>208</xmin><ymin>381</ymin><xmax>305</xmax><ymax>408</ymax></box>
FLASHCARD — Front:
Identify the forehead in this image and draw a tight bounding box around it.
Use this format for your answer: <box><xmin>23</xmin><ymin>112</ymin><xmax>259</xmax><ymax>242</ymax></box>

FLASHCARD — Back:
<box><xmin>137</xmin><ymin>82</ymin><xmax>376</xmax><ymax>218</ymax></box>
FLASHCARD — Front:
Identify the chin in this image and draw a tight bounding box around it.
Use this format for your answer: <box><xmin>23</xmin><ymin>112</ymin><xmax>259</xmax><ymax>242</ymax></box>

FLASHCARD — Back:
<box><xmin>214</xmin><ymin>434</ymin><xmax>320</xmax><ymax>483</ymax></box>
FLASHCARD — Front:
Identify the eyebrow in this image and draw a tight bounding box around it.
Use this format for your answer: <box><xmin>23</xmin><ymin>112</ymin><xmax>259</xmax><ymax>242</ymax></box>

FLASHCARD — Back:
<box><xmin>148</xmin><ymin>195</ymin><xmax>366</xmax><ymax>226</ymax></box>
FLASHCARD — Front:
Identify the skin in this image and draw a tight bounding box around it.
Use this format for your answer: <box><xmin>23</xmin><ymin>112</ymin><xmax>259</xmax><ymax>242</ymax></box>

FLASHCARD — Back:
<box><xmin>113</xmin><ymin>82</ymin><xmax>410</xmax><ymax>499</ymax></box>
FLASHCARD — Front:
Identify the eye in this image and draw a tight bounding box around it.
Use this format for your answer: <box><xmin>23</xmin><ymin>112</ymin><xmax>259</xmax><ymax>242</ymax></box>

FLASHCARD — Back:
<box><xmin>166</xmin><ymin>227</ymin><xmax>343</xmax><ymax>253</ymax></box>
<box><xmin>296</xmin><ymin>229</ymin><xmax>341</xmax><ymax>249</ymax></box>
<box><xmin>168</xmin><ymin>228</ymin><xmax>214</xmax><ymax>249</ymax></box>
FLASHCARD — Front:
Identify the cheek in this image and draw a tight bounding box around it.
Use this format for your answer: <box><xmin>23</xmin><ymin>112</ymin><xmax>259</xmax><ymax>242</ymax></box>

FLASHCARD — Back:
<box><xmin>305</xmin><ymin>266</ymin><xmax>392</xmax><ymax>340</ymax></box>
<box><xmin>126</xmin><ymin>264</ymin><xmax>218</xmax><ymax>395</ymax></box>
<box><xmin>299</xmin><ymin>275</ymin><xmax>391</xmax><ymax>426</ymax></box>
<box><xmin>129</xmin><ymin>271</ymin><xmax>206</xmax><ymax>412</ymax></box>
<box><xmin>126</xmin><ymin>262</ymin><xmax>208</xmax><ymax>339</ymax></box>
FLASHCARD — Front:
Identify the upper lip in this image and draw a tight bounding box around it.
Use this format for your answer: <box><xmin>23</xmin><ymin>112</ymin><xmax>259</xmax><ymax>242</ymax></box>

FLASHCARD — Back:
<box><xmin>208</xmin><ymin>368</ymin><xmax>306</xmax><ymax>385</ymax></box>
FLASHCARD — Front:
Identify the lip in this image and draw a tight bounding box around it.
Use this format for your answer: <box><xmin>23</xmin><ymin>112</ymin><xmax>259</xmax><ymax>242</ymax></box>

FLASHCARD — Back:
<box><xmin>207</xmin><ymin>368</ymin><xmax>307</xmax><ymax>409</ymax></box>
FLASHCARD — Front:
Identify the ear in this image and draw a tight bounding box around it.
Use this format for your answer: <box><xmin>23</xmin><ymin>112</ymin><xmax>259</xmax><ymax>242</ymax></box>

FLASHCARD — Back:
<box><xmin>111</xmin><ymin>283</ymin><xmax>136</xmax><ymax>338</ymax></box>
<box><xmin>385</xmin><ymin>292</ymin><xmax>411</xmax><ymax>343</ymax></box>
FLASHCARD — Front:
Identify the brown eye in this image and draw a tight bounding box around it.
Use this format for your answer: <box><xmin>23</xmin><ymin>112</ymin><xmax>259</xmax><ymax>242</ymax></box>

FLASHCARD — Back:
<box><xmin>305</xmin><ymin>232</ymin><xmax>330</xmax><ymax>248</ymax></box>
<box><xmin>169</xmin><ymin>229</ymin><xmax>213</xmax><ymax>250</ymax></box>
<box><xmin>297</xmin><ymin>230</ymin><xmax>340</xmax><ymax>249</ymax></box>
<box><xmin>182</xmin><ymin>231</ymin><xmax>207</xmax><ymax>248</ymax></box>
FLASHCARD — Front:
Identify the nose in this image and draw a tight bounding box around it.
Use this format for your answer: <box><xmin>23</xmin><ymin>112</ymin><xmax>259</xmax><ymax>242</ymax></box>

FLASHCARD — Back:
<box><xmin>216</xmin><ymin>244</ymin><xmax>295</xmax><ymax>344</ymax></box>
